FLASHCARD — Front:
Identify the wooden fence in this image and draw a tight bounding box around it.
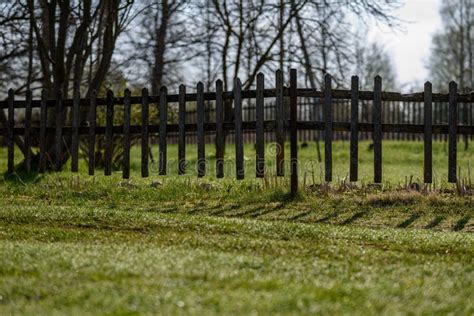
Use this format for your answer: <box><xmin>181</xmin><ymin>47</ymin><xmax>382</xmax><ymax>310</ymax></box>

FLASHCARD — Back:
<box><xmin>1</xmin><ymin>69</ymin><xmax>474</xmax><ymax>194</ymax></box>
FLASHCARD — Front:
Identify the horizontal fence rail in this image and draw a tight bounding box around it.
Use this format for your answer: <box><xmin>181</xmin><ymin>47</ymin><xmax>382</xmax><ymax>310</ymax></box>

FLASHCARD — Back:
<box><xmin>1</xmin><ymin>69</ymin><xmax>474</xmax><ymax>192</ymax></box>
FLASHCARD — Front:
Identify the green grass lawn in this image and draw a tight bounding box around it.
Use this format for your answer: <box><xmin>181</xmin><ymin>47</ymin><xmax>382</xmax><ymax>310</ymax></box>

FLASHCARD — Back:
<box><xmin>0</xmin><ymin>140</ymin><xmax>473</xmax><ymax>314</ymax></box>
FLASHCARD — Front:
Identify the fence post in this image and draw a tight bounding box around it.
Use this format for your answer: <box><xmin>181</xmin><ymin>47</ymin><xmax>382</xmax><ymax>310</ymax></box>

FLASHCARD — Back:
<box><xmin>197</xmin><ymin>82</ymin><xmax>205</xmax><ymax>177</ymax></box>
<box><xmin>24</xmin><ymin>90</ymin><xmax>32</xmax><ymax>172</ymax></box>
<box><xmin>123</xmin><ymin>89</ymin><xmax>131</xmax><ymax>179</ymax></box>
<box><xmin>350</xmin><ymin>76</ymin><xmax>359</xmax><ymax>182</ymax></box>
<box><xmin>39</xmin><ymin>90</ymin><xmax>48</xmax><ymax>172</ymax></box>
<box><xmin>324</xmin><ymin>74</ymin><xmax>332</xmax><ymax>182</ymax></box>
<box><xmin>178</xmin><ymin>84</ymin><xmax>186</xmax><ymax>175</ymax></box>
<box><xmin>215</xmin><ymin>80</ymin><xmax>224</xmax><ymax>178</ymax></box>
<box><xmin>256</xmin><ymin>73</ymin><xmax>265</xmax><ymax>178</ymax></box>
<box><xmin>104</xmin><ymin>90</ymin><xmax>114</xmax><ymax>176</ymax></box>
<box><xmin>290</xmin><ymin>69</ymin><xmax>298</xmax><ymax>195</ymax></box>
<box><xmin>141</xmin><ymin>88</ymin><xmax>149</xmax><ymax>177</ymax></box>
<box><xmin>7</xmin><ymin>89</ymin><xmax>14</xmax><ymax>173</ymax></box>
<box><xmin>159</xmin><ymin>86</ymin><xmax>168</xmax><ymax>175</ymax></box>
<box><xmin>234</xmin><ymin>78</ymin><xmax>244</xmax><ymax>180</ymax></box>
<box><xmin>88</xmin><ymin>91</ymin><xmax>97</xmax><ymax>176</ymax></box>
<box><xmin>373</xmin><ymin>76</ymin><xmax>382</xmax><ymax>183</ymax></box>
<box><xmin>448</xmin><ymin>81</ymin><xmax>457</xmax><ymax>183</ymax></box>
<box><xmin>54</xmin><ymin>90</ymin><xmax>63</xmax><ymax>172</ymax></box>
<box><xmin>424</xmin><ymin>82</ymin><xmax>432</xmax><ymax>183</ymax></box>
<box><xmin>71</xmin><ymin>89</ymin><xmax>80</xmax><ymax>172</ymax></box>
<box><xmin>275</xmin><ymin>69</ymin><xmax>284</xmax><ymax>176</ymax></box>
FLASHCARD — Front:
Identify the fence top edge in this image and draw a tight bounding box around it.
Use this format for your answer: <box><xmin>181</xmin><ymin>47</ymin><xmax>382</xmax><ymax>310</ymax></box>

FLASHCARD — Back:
<box><xmin>1</xmin><ymin>88</ymin><xmax>473</xmax><ymax>109</ymax></box>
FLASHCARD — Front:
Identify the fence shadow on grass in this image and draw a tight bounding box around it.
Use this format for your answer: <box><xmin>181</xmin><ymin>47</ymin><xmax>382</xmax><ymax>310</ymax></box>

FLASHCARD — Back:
<box><xmin>397</xmin><ymin>213</ymin><xmax>421</xmax><ymax>228</ymax></box>
<box><xmin>453</xmin><ymin>215</ymin><xmax>471</xmax><ymax>231</ymax></box>
<box><xmin>424</xmin><ymin>216</ymin><xmax>445</xmax><ymax>229</ymax></box>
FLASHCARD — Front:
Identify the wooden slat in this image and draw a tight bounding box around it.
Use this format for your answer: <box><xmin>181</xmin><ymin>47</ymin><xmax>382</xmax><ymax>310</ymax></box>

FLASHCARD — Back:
<box><xmin>350</xmin><ymin>76</ymin><xmax>359</xmax><ymax>182</ymax></box>
<box><xmin>324</xmin><ymin>74</ymin><xmax>332</xmax><ymax>182</ymax></box>
<box><xmin>197</xmin><ymin>82</ymin><xmax>205</xmax><ymax>177</ymax></box>
<box><xmin>234</xmin><ymin>78</ymin><xmax>244</xmax><ymax>180</ymax></box>
<box><xmin>178</xmin><ymin>84</ymin><xmax>186</xmax><ymax>175</ymax></box>
<box><xmin>5</xmin><ymin>121</ymin><xmax>474</xmax><ymax>137</ymax></box>
<box><xmin>4</xmin><ymin>88</ymin><xmax>474</xmax><ymax>111</ymax></box>
<box><xmin>104</xmin><ymin>90</ymin><xmax>114</xmax><ymax>176</ymax></box>
<box><xmin>39</xmin><ymin>90</ymin><xmax>48</xmax><ymax>172</ymax></box>
<box><xmin>290</xmin><ymin>69</ymin><xmax>298</xmax><ymax>195</ymax></box>
<box><xmin>141</xmin><ymin>88</ymin><xmax>149</xmax><ymax>178</ymax></box>
<box><xmin>88</xmin><ymin>91</ymin><xmax>97</xmax><ymax>176</ymax></box>
<box><xmin>123</xmin><ymin>89</ymin><xmax>131</xmax><ymax>179</ymax></box>
<box><xmin>71</xmin><ymin>89</ymin><xmax>80</xmax><ymax>172</ymax></box>
<box><xmin>275</xmin><ymin>69</ymin><xmax>284</xmax><ymax>176</ymax></box>
<box><xmin>256</xmin><ymin>73</ymin><xmax>265</xmax><ymax>178</ymax></box>
<box><xmin>54</xmin><ymin>91</ymin><xmax>63</xmax><ymax>171</ymax></box>
<box><xmin>448</xmin><ymin>81</ymin><xmax>457</xmax><ymax>183</ymax></box>
<box><xmin>7</xmin><ymin>89</ymin><xmax>14</xmax><ymax>173</ymax></box>
<box><xmin>424</xmin><ymin>82</ymin><xmax>433</xmax><ymax>183</ymax></box>
<box><xmin>373</xmin><ymin>76</ymin><xmax>383</xmax><ymax>183</ymax></box>
<box><xmin>159</xmin><ymin>86</ymin><xmax>168</xmax><ymax>175</ymax></box>
<box><xmin>24</xmin><ymin>90</ymin><xmax>32</xmax><ymax>172</ymax></box>
<box><xmin>215</xmin><ymin>80</ymin><xmax>224</xmax><ymax>178</ymax></box>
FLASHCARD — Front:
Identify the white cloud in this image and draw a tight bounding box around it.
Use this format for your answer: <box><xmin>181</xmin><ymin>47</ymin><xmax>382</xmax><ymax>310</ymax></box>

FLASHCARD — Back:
<box><xmin>367</xmin><ymin>0</ymin><xmax>442</xmax><ymax>90</ymax></box>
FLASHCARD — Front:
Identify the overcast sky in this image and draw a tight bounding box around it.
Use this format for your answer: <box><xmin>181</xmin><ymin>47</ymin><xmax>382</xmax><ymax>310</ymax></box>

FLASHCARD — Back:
<box><xmin>367</xmin><ymin>0</ymin><xmax>442</xmax><ymax>90</ymax></box>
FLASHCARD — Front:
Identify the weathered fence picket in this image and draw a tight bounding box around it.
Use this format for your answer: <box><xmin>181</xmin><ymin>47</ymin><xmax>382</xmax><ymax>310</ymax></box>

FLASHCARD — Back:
<box><xmin>448</xmin><ymin>81</ymin><xmax>457</xmax><ymax>183</ymax></box>
<box><xmin>123</xmin><ymin>89</ymin><xmax>131</xmax><ymax>179</ymax></box>
<box><xmin>159</xmin><ymin>87</ymin><xmax>168</xmax><ymax>176</ymax></box>
<box><xmin>215</xmin><ymin>80</ymin><xmax>224</xmax><ymax>178</ymax></box>
<box><xmin>141</xmin><ymin>88</ymin><xmax>149</xmax><ymax>178</ymax></box>
<box><xmin>71</xmin><ymin>90</ymin><xmax>80</xmax><ymax>172</ymax></box>
<box><xmin>24</xmin><ymin>90</ymin><xmax>32</xmax><ymax>172</ymax></box>
<box><xmin>234</xmin><ymin>78</ymin><xmax>244</xmax><ymax>180</ymax></box>
<box><xmin>256</xmin><ymin>73</ymin><xmax>265</xmax><ymax>178</ymax></box>
<box><xmin>39</xmin><ymin>90</ymin><xmax>48</xmax><ymax>172</ymax></box>
<box><xmin>324</xmin><ymin>74</ymin><xmax>332</xmax><ymax>182</ymax></box>
<box><xmin>104</xmin><ymin>90</ymin><xmax>114</xmax><ymax>176</ymax></box>
<box><xmin>350</xmin><ymin>76</ymin><xmax>359</xmax><ymax>182</ymax></box>
<box><xmin>424</xmin><ymin>82</ymin><xmax>433</xmax><ymax>183</ymax></box>
<box><xmin>373</xmin><ymin>76</ymin><xmax>382</xmax><ymax>183</ymax></box>
<box><xmin>7</xmin><ymin>89</ymin><xmax>14</xmax><ymax>173</ymax></box>
<box><xmin>275</xmin><ymin>69</ymin><xmax>284</xmax><ymax>176</ymax></box>
<box><xmin>88</xmin><ymin>91</ymin><xmax>97</xmax><ymax>176</ymax></box>
<box><xmin>54</xmin><ymin>91</ymin><xmax>63</xmax><ymax>171</ymax></box>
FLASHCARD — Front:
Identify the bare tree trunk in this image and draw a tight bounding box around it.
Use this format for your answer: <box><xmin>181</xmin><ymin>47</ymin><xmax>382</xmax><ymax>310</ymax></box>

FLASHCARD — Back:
<box><xmin>294</xmin><ymin>3</ymin><xmax>322</xmax><ymax>162</ymax></box>
<box><xmin>151</xmin><ymin>0</ymin><xmax>169</xmax><ymax>95</ymax></box>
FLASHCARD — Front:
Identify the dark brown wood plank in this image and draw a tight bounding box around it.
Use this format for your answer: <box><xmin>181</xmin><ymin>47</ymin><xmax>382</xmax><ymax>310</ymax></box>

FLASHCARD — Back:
<box><xmin>215</xmin><ymin>80</ymin><xmax>224</xmax><ymax>178</ymax></box>
<box><xmin>324</xmin><ymin>74</ymin><xmax>332</xmax><ymax>182</ymax></box>
<box><xmin>178</xmin><ymin>84</ymin><xmax>186</xmax><ymax>175</ymax></box>
<box><xmin>71</xmin><ymin>89</ymin><xmax>80</xmax><ymax>172</ymax></box>
<box><xmin>350</xmin><ymin>76</ymin><xmax>359</xmax><ymax>182</ymax></box>
<box><xmin>39</xmin><ymin>90</ymin><xmax>48</xmax><ymax>172</ymax></box>
<box><xmin>197</xmin><ymin>82</ymin><xmax>205</xmax><ymax>177</ymax></box>
<box><xmin>256</xmin><ymin>73</ymin><xmax>265</xmax><ymax>178</ymax></box>
<box><xmin>104</xmin><ymin>90</ymin><xmax>114</xmax><ymax>176</ymax></box>
<box><xmin>290</xmin><ymin>69</ymin><xmax>298</xmax><ymax>195</ymax></box>
<box><xmin>275</xmin><ymin>69</ymin><xmax>285</xmax><ymax>176</ymax></box>
<box><xmin>54</xmin><ymin>91</ymin><xmax>63</xmax><ymax>171</ymax></box>
<box><xmin>448</xmin><ymin>81</ymin><xmax>457</xmax><ymax>183</ymax></box>
<box><xmin>24</xmin><ymin>90</ymin><xmax>32</xmax><ymax>172</ymax></box>
<box><xmin>7</xmin><ymin>89</ymin><xmax>14</xmax><ymax>173</ymax></box>
<box><xmin>373</xmin><ymin>76</ymin><xmax>383</xmax><ymax>183</ymax></box>
<box><xmin>234</xmin><ymin>78</ymin><xmax>244</xmax><ymax>180</ymax></box>
<box><xmin>4</xmin><ymin>88</ymin><xmax>474</xmax><ymax>111</ymax></box>
<box><xmin>141</xmin><ymin>88</ymin><xmax>149</xmax><ymax>178</ymax></box>
<box><xmin>123</xmin><ymin>89</ymin><xmax>131</xmax><ymax>179</ymax></box>
<box><xmin>159</xmin><ymin>86</ymin><xmax>167</xmax><ymax>175</ymax></box>
<box><xmin>88</xmin><ymin>91</ymin><xmax>97</xmax><ymax>176</ymax></box>
<box><xmin>424</xmin><ymin>82</ymin><xmax>433</xmax><ymax>183</ymax></box>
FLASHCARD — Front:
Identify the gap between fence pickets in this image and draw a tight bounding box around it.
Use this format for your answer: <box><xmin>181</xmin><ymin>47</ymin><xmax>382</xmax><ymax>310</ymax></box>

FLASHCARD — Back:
<box><xmin>2</xmin><ymin>70</ymin><xmax>470</xmax><ymax>189</ymax></box>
